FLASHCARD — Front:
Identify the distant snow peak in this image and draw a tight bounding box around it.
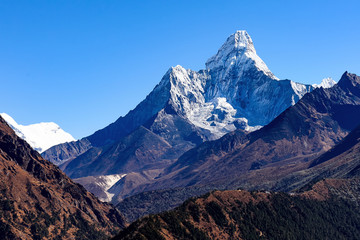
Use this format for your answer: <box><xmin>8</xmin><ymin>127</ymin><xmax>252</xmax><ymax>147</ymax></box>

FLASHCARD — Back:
<box><xmin>313</xmin><ymin>77</ymin><xmax>336</xmax><ymax>89</ymax></box>
<box><xmin>0</xmin><ymin>113</ymin><xmax>75</xmax><ymax>153</ymax></box>
<box><xmin>205</xmin><ymin>30</ymin><xmax>279</xmax><ymax>80</ymax></box>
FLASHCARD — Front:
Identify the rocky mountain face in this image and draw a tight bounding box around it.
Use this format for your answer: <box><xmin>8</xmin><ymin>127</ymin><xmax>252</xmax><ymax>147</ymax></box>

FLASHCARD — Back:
<box><xmin>41</xmin><ymin>139</ymin><xmax>91</xmax><ymax>166</ymax></box>
<box><xmin>115</xmin><ymin>72</ymin><xmax>360</xmax><ymax>219</ymax></box>
<box><xmin>63</xmin><ymin>126</ymin><xmax>173</xmax><ymax>179</ymax></box>
<box><xmin>0</xmin><ymin>113</ymin><xmax>75</xmax><ymax>153</ymax></box>
<box><xmin>114</xmin><ymin>189</ymin><xmax>360</xmax><ymax>240</ymax></box>
<box><xmin>309</xmin><ymin>124</ymin><xmax>360</xmax><ymax>171</ymax></box>
<box><xmin>42</xmin><ymin>31</ymin><xmax>326</xmax><ymax>202</ymax></box>
<box><xmin>0</xmin><ymin>116</ymin><xmax>126</xmax><ymax>240</ymax></box>
<box><xmin>272</xmin><ymin>120</ymin><xmax>360</xmax><ymax>192</ymax></box>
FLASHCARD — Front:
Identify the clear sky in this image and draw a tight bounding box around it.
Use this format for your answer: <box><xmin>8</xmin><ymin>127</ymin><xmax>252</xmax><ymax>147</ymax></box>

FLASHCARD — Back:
<box><xmin>1</xmin><ymin>0</ymin><xmax>359</xmax><ymax>139</ymax></box>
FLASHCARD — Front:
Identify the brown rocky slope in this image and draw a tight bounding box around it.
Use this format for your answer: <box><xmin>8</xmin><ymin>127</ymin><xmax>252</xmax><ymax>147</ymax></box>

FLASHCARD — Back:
<box><xmin>272</xmin><ymin>122</ymin><xmax>360</xmax><ymax>192</ymax></box>
<box><xmin>0</xmin><ymin>116</ymin><xmax>126</xmax><ymax>239</ymax></box>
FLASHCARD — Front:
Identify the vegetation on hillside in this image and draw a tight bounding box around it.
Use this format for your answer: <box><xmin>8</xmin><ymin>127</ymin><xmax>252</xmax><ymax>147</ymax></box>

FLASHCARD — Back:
<box><xmin>114</xmin><ymin>190</ymin><xmax>360</xmax><ymax>240</ymax></box>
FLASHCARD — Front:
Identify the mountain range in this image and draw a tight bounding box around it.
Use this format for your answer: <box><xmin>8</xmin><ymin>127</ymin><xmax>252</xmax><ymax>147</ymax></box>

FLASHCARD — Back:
<box><xmin>3</xmin><ymin>29</ymin><xmax>360</xmax><ymax>240</ymax></box>
<box><xmin>146</xmin><ymin>72</ymin><xmax>360</xmax><ymax>190</ymax></box>
<box><xmin>116</xmin><ymin>71</ymin><xmax>360</xmax><ymax>221</ymax></box>
<box><xmin>41</xmin><ymin>31</ymin><xmax>335</xmax><ymax>203</ymax></box>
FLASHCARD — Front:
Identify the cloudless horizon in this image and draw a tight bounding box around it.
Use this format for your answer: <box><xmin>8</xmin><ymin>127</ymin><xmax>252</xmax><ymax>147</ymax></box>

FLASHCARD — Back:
<box><xmin>1</xmin><ymin>0</ymin><xmax>359</xmax><ymax>139</ymax></box>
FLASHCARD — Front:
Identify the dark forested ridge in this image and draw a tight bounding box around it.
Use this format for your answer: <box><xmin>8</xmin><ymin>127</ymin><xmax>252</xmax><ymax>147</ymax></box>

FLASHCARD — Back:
<box><xmin>114</xmin><ymin>188</ymin><xmax>360</xmax><ymax>240</ymax></box>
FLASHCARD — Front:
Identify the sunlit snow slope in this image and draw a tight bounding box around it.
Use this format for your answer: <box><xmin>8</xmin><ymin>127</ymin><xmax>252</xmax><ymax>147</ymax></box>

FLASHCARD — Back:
<box><xmin>0</xmin><ymin>113</ymin><xmax>75</xmax><ymax>153</ymax></box>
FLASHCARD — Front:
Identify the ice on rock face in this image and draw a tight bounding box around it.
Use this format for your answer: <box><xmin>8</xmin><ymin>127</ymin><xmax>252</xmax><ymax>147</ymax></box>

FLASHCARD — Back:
<box><xmin>168</xmin><ymin>65</ymin><xmax>207</xmax><ymax>114</ymax></box>
<box><xmin>0</xmin><ymin>113</ymin><xmax>75</xmax><ymax>153</ymax></box>
<box><xmin>164</xmin><ymin>66</ymin><xmax>244</xmax><ymax>139</ymax></box>
<box><xmin>150</xmin><ymin>30</ymin><xmax>321</xmax><ymax>138</ymax></box>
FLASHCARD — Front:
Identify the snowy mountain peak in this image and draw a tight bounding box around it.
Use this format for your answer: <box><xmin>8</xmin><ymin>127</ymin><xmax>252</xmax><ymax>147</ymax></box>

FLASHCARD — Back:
<box><xmin>205</xmin><ymin>30</ymin><xmax>278</xmax><ymax>80</ymax></box>
<box><xmin>171</xmin><ymin>65</ymin><xmax>186</xmax><ymax>72</ymax></box>
<box><xmin>0</xmin><ymin>113</ymin><xmax>76</xmax><ymax>153</ymax></box>
<box><xmin>313</xmin><ymin>77</ymin><xmax>336</xmax><ymax>89</ymax></box>
<box><xmin>142</xmin><ymin>31</ymin><xmax>314</xmax><ymax>137</ymax></box>
<box><xmin>228</xmin><ymin>30</ymin><xmax>254</xmax><ymax>51</ymax></box>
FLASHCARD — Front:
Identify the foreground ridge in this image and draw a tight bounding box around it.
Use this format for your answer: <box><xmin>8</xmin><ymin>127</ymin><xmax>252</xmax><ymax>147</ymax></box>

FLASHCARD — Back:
<box><xmin>0</xmin><ymin>116</ymin><xmax>126</xmax><ymax>239</ymax></box>
<box><xmin>114</xmin><ymin>189</ymin><xmax>360</xmax><ymax>240</ymax></box>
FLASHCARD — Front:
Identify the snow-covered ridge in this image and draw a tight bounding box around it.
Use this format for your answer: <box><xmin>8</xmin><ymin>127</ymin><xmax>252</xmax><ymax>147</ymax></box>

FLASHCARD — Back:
<box><xmin>313</xmin><ymin>77</ymin><xmax>336</xmax><ymax>89</ymax></box>
<box><xmin>0</xmin><ymin>113</ymin><xmax>75</xmax><ymax>153</ymax></box>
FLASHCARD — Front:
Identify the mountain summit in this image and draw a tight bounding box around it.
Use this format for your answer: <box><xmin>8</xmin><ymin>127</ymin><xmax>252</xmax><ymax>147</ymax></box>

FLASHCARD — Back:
<box><xmin>0</xmin><ymin>113</ymin><xmax>75</xmax><ymax>153</ymax></box>
<box><xmin>83</xmin><ymin>30</ymin><xmax>315</xmax><ymax>144</ymax></box>
<box><xmin>206</xmin><ymin>30</ymin><xmax>278</xmax><ymax>80</ymax></box>
<box><xmin>43</xmin><ymin>31</ymin><xmax>328</xmax><ymax>201</ymax></box>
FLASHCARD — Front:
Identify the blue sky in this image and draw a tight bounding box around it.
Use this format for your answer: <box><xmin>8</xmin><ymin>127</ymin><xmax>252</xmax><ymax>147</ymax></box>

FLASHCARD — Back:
<box><xmin>1</xmin><ymin>0</ymin><xmax>359</xmax><ymax>139</ymax></box>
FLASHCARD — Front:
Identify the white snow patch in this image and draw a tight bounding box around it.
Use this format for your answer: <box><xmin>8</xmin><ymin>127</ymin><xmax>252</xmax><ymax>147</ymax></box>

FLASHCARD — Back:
<box><xmin>0</xmin><ymin>113</ymin><xmax>76</xmax><ymax>153</ymax></box>
<box><xmin>94</xmin><ymin>174</ymin><xmax>126</xmax><ymax>202</ymax></box>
